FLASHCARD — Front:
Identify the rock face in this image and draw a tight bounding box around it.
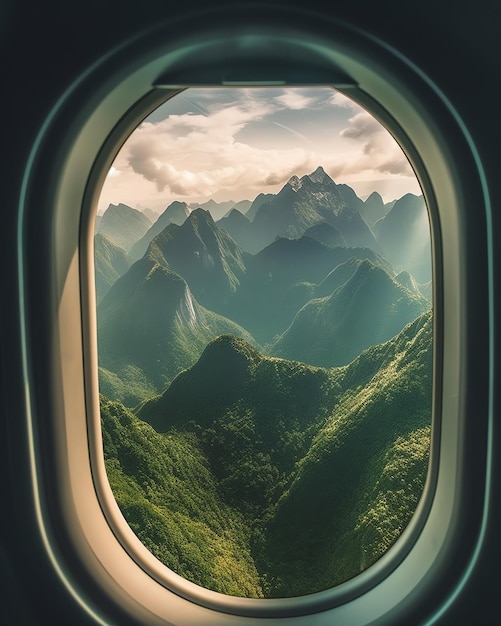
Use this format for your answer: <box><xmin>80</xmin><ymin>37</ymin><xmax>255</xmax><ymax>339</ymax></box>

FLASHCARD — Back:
<box><xmin>250</xmin><ymin>166</ymin><xmax>381</xmax><ymax>250</ymax></box>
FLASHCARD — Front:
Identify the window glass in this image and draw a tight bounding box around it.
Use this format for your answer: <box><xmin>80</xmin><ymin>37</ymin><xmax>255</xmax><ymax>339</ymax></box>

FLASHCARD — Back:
<box><xmin>94</xmin><ymin>87</ymin><xmax>432</xmax><ymax>597</ymax></box>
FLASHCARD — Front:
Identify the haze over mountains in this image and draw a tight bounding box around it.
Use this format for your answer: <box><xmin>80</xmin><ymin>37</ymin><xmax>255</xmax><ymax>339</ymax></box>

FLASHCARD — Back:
<box><xmin>96</xmin><ymin>167</ymin><xmax>430</xmax><ymax>402</ymax></box>
<box><xmin>94</xmin><ymin>166</ymin><xmax>433</xmax><ymax>597</ymax></box>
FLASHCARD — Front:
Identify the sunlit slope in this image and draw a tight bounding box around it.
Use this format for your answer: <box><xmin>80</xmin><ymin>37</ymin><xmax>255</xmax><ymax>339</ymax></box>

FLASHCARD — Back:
<box><xmin>104</xmin><ymin>311</ymin><xmax>433</xmax><ymax>597</ymax></box>
<box><xmin>101</xmin><ymin>397</ymin><xmax>264</xmax><ymax>597</ymax></box>
<box><xmin>373</xmin><ymin>193</ymin><xmax>431</xmax><ymax>282</ymax></box>
<box><xmin>98</xmin><ymin>254</ymin><xmax>255</xmax><ymax>406</ymax></box>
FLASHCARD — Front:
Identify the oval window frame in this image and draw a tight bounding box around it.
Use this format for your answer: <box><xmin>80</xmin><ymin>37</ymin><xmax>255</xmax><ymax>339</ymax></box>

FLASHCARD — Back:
<box><xmin>18</xmin><ymin>5</ymin><xmax>491</xmax><ymax>625</ymax></box>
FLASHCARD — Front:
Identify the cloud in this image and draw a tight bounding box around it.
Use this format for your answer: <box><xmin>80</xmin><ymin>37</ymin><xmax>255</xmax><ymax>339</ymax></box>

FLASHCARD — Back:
<box><xmin>337</xmin><ymin>111</ymin><xmax>413</xmax><ymax>177</ymax></box>
<box><xmin>100</xmin><ymin>87</ymin><xmax>418</xmax><ymax>212</ymax></box>
<box><xmin>123</xmin><ymin>96</ymin><xmax>320</xmax><ymax>197</ymax></box>
<box><xmin>275</xmin><ymin>89</ymin><xmax>316</xmax><ymax>110</ymax></box>
<box><xmin>340</xmin><ymin>112</ymin><xmax>383</xmax><ymax>140</ymax></box>
<box><xmin>328</xmin><ymin>91</ymin><xmax>358</xmax><ymax>110</ymax></box>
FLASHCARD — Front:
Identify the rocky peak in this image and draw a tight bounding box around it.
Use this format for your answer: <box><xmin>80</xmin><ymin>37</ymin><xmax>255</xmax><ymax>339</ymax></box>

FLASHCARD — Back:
<box><xmin>287</xmin><ymin>174</ymin><xmax>303</xmax><ymax>191</ymax></box>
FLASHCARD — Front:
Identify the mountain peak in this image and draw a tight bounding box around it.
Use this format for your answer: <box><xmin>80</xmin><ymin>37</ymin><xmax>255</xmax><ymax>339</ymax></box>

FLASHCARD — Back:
<box><xmin>188</xmin><ymin>207</ymin><xmax>215</xmax><ymax>224</ymax></box>
<box><xmin>307</xmin><ymin>165</ymin><xmax>330</xmax><ymax>184</ymax></box>
<box><xmin>164</xmin><ymin>200</ymin><xmax>189</xmax><ymax>213</ymax></box>
<box><xmin>287</xmin><ymin>174</ymin><xmax>303</xmax><ymax>191</ymax></box>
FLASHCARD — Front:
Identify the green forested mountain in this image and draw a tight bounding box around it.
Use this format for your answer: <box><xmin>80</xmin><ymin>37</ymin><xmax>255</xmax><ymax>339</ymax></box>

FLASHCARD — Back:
<box><xmin>216</xmin><ymin>209</ymin><xmax>255</xmax><ymax>253</ymax></box>
<box><xmin>102</xmin><ymin>312</ymin><xmax>432</xmax><ymax>597</ymax></box>
<box><xmin>97</xmin><ymin>254</ymin><xmax>255</xmax><ymax>406</ymax></box>
<box><xmin>94</xmin><ymin>233</ymin><xmax>132</xmax><ymax>304</ymax></box>
<box><xmin>271</xmin><ymin>260</ymin><xmax>429</xmax><ymax>367</ymax></box>
<box><xmin>97</xmin><ymin>220</ymin><xmax>406</xmax><ymax>404</ymax></box>
<box><xmin>96</xmin><ymin>170</ymin><xmax>433</xmax><ymax>600</ymax></box>
<box><xmin>101</xmin><ymin>396</ymin><xmax>264</xmax><ymax>597</ymax></box>
<box><xmin>302</xmin><ymin>221</ymin><xmax>346</xmax><ymax>248</ymax></box>
<box><xmin>97</xmin><ymin>202</ymin><xmax>152</xmax><ymax>252</ymax></box>
<box><xmin>262</xmin><ymin>312</ymin><xmax>432</xmax><ymax>595</ymax></box>
<box><xmin>146</xmin><ymin>208</ymin><xmax>247</xmax><ymax>312</ymax></box>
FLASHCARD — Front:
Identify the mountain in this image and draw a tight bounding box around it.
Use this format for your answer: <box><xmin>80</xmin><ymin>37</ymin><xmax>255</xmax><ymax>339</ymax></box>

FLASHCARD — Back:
<box><xmin>94</xmin><ymin>233</ymin><xmax>132</xmax><ymax>304</ymax></box>
<box><xmin>146</xmin><ymin>208</ymin><xmax>247</xmax><ymax>312</ymax></box>
<box><xmin>248</xmin><ymin>166</ymin><xmax>382</xmax><ymax>253</ymax></box>
<box><xmin>97</xmin><ymin>254</ymin><xmax>254</xmax><ymax>406</ymax></box>
<box><xmin>216</xmin><ymin>209</ymin><xmax>255</xmax><ymax>253</ymax></box>
<box><xmin>142</xmin><ymin>207</ymin><xmax>159</xmax><ymax>223</ymax></box>
<box><xmin>129</xmin><ymin>200</ymin><xmax>190</xmax><ymax>261</ymax></box>
<box><xmin>124</xmin><ymin>311</ymin><xmax>432</xmax><ymax>597</ymax></box>
<box><xmin>96</xmin><ymin>203</ymin><xmax>152</xmax><ymax>251</ymax></box>
<box><xmin>373</xmin><ymin>193</ymin><xmax>431</xmax><ymax>282</ymax></box>
<box><xmin>137</xmin><ymin>334</ymin><xmax>339</xmax><ymax>437</ymax></box>
<box><xmin>262</xmin><ymin>313</ymin><xmax>432</xmax><ymax>595</ymax></box>
<box><xmin>358</xmin><ymin>191</ymin><xmax>389</xmax><ymax>226</ymax></box>
<box><xmin>189</xmin><ymin>198</ymin><xmax>252</xmax><ymax>221</ymax></box>
<box><xmin>242</xmin><ymin>192</ymin><xmax>276</xmax><ymax>221</ymax></box>
<box><xmin>225</xmin><ymin>235</ymin><xmax>391</xmax><ymax>344</ymax></box>
<box><xmin>271</xmin><ymin>260</ymin><xmax>429</xmax><ymax>367</ymax></box>
<box><xmin>302</xmin><ymin>222</ymin><xmax>346</xmax><ymax>248</ymax></box>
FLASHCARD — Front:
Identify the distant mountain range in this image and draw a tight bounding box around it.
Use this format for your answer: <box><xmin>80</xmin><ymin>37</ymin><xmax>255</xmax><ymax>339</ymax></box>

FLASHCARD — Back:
<box><xmin>218</xmin><ymin>166</ymin><xmax>382</xmax><ymax>254</ymax></box>
<box><xmin>96</xmin><ymin>169</ymin><xmax>432</xmax><ymax>401</ymax></box>
<box><xmin>189</xmin><ymin>198</ymin><xmax>253</xmax><ymax>221</ymax></box>
<box><xmin>97</xmin><ymin>167</ymin><xmax>430</xmax><ymax>285</ymax></box>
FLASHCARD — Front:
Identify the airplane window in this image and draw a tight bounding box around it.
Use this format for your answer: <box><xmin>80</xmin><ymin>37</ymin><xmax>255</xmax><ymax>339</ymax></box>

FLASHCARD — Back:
<box><xmin>94</xmin><ymin>87</ymin><xmax>433</xmax><ymax>599</ymax></box>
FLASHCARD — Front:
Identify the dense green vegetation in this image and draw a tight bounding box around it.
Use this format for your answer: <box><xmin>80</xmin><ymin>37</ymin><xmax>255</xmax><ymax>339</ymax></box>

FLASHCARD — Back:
<box><xmin>271</xmin><ymin>259</ymin><xmax>429</xmax><ymax>367</ymax></box>
<box><xmin>101</xmin><ymin>397</ymin><xmax>263</xmax><ymax>596</ymax></box>
<box><xmin>98</xmin><ymin>255</ymin><xmax>255</xmax><ymax>406</ymax></box>
<box><xmin>102</xmin><ymin>312</ymin><xmax>432</xmax><ymax>597</ymax></box>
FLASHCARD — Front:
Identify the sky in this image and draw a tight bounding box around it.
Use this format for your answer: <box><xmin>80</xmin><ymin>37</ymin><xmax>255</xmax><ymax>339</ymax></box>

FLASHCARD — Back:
<box><xmin>97</xmin><ymin>87</ymin><xmax>422</xmax><ymax>216</ymax></box>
